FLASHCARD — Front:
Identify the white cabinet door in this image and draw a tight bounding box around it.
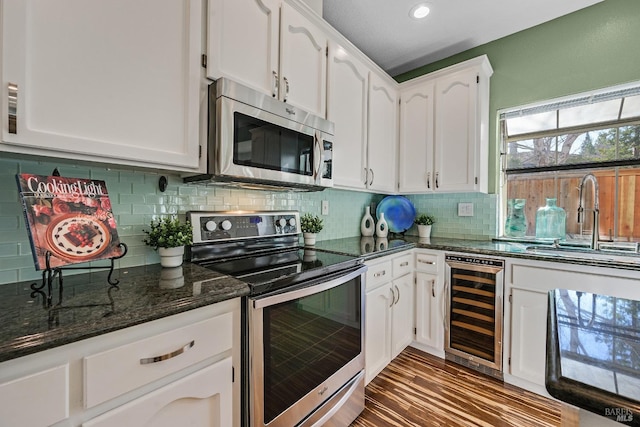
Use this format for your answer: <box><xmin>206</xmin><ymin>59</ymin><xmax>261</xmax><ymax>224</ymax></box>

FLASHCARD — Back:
<box><xmin>391</xmin><ymin>274</ymin><xmax>414</xmax><ymax>359</ymax></box>
<box><xmin>279</xmin><ymin>2</ymin><xmax>327</xmax><ymax>117</ymax></box>
<box><xmin>207</xmin><ymin>0</ymin><xmax>280</xmax><ymax>96</ymax></box>
<box><xmin>327</xmin><ymin>42</ymin><xmax>368</xmax><ymax>190</ymax></box>
<box><xmin>434</xmin><ymin>68</ymin><xmax>479</xmax><ymax>192</ymax></box>
<box><xmin>415</xmin><ymin>272</ymin><xmax>444</xmax><ymax>352</ymax></box>
<box><xmin>367</xmin><ymin>73</ymin><xmax>398</xmax><ymax>194</ymax></box>
<box><xmin>83</xmin><ymin>357</ymin><xmax>233</xmax><ymax>427</ymax></box>
<box><xmin>399</xmin><ymin>82</ymin><xmax>435</xmax><ymax>193</ymax></box>
<box><xmin>2</xmin><ymin>0</ymin><xmax>202</xmax><ymax>170</ymax></box>
<box><xmin>365</xmin><ymin>283</ymin><xmax>393</xmax><ymax>384</ymax></box>
<box><xmin>509</xmin><ymin>287</ymin><xmax>549</xmax><ymax>387</ymax></box>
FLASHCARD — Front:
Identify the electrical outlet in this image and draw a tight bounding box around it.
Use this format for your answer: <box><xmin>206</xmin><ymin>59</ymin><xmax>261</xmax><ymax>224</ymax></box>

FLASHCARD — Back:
<box><xmin>321</xmin><ymin>200</ymin><xmax>329</xmax><ymax>215</ymax></box>
<box><xmin>458</xmin><ymin>202</ymin><xmax>474</xmax><ymax>217</ymax></box>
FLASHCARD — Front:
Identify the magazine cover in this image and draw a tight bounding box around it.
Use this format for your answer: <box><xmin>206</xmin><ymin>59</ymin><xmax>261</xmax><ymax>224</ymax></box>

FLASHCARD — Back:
<box><xmin>16</xmin><ymin>173</ymin><xmax>124</xmax><ymax>270</ymax></box>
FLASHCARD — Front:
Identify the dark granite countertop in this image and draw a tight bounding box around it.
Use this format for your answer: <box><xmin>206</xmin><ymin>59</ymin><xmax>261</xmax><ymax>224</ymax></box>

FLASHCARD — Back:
<box><xmin>3</xmin><ymin>235</ymin><xmax>639</xmax><ymax>365</ymax></box>
<box><xmin>546</xmin><ymin>289</ymin><xmax>640</xmax><ymax>425</ymax></box>
<box><xmin>0</xmin><ymin>263</ymin><xmax>249</xmax><ymax>363</ymax></box>
<box><xmin>314</xmin><ymin>236</ymin><xmax>640</xmax><ymax>271</ymax></box>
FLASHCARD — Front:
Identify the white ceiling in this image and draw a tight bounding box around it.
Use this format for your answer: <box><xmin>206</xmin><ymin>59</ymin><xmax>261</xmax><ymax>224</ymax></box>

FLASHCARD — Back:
<box><xmin>322</xmin><ymin>0</ymin><xmax>603</xmax><ymax>77</ymax></box>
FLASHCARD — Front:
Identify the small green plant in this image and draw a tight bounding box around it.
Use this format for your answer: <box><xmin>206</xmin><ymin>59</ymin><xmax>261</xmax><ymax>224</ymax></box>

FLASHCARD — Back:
<box><xmin>415</xmin><ymin>213</ymin><xmax>435</xmax><ymax>226</ymax></box>
<box><xmin>143</xmin><ymin>216</ymin><xmax>193</xmax><ymax>249</ymax></box>
<box><xmin>300</xmin><ymin>213</ymin><xmax>323</xmax><ymax>233</ymax></box>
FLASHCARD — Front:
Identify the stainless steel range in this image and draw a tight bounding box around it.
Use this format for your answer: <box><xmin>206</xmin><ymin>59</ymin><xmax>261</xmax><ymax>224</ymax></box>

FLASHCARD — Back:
<box><xmin>188</xmin><ymin>211</ymin><xmax>366</xmax><ymax>427</ymax></box>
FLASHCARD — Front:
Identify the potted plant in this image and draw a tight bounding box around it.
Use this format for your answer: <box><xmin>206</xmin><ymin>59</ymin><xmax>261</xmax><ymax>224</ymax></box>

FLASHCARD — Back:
<box><xmin>414</xmin><ymin>213</ymin><xmax>435</xmax><ymax>238</ymax></box>
<box><xmin>300</xmin><ymin>213</ymin><xmax>323</xmax><ymax>246</ymax></box>
<box><xmin>143</xmin><ymin>216</ymin><xmax>193</xmax><ymax>267</ymax></box>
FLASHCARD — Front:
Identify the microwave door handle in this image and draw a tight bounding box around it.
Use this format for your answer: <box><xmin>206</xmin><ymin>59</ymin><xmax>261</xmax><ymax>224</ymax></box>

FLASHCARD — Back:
<box><xmin>313</xmin><ymin>133</ymin><xmax>322</xmax><ymax>181</ymax></box>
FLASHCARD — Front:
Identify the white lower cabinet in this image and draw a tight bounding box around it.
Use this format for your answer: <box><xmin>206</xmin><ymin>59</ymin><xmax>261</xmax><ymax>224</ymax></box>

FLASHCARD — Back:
<box><xmin>505</xmin><ymin>258</ymin><xmax>640</xmax><ymax>396</ymax></box>
<box><xmin>82</xmin><ymin>357</ymin><xmax>232</xmax><ymax>427</ymax></box>
<box><xmin>412</xmin><ymin>250</ymin><xmax>445</xmax><ymax>357</ymax></box>
<box><xmin>0</xmin><ymin>299</ymin><xmax>240</xmax><ymax>427</ymax></box>
<box><xmin>364</xmin><ymin>253</ymin><xmax>414</xmax><ymax>384</ymax></box>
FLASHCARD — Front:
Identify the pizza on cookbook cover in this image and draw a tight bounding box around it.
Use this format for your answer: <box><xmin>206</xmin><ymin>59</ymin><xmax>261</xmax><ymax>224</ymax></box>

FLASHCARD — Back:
<box><xmin>16</xmin><ymin>174</ymin><xmax>124</xmax><ymax>270</ymax></box>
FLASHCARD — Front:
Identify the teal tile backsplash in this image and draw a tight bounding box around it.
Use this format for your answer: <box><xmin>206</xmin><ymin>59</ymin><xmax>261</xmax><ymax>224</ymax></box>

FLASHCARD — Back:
<box><xmin>0</xmin><ymin>156</ymin><xmax>497</xmax><ymax>285</ymax></box>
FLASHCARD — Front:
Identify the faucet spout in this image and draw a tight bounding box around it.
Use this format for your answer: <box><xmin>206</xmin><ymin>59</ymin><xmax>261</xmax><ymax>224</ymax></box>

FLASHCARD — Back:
<box><xmin>577</xmin><ymin>173</ymin><xmax>600</xmax><ymax>249</ymax></box>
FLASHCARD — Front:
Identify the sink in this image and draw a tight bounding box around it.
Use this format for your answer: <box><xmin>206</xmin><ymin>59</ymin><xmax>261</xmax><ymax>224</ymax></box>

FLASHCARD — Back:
<box><xmin>525</xmin><ymin>245</ymin><xmax>640</xmax><ymax>265</ymax></box>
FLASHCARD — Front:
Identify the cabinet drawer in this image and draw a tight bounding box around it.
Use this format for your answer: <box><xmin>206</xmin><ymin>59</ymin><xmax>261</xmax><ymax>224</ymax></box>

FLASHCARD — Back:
<box><xmin>415</xmin><ymin>252</ymin><xmax>438</xmax><ymax>273</ymax></box>
<box><xmin>392</xmin><ymin>254</ymin><xmax>413</xmax><ymax>278</ymax></box>
<box><xmin>365</xmin><ymin>260</ymin><xmax>392</xmax><ymax>290</ymax></box>
<box><xmin>0</xmin><ymin>364</ymin><xmax>69</xmax><ymax>426</ymax></box>
<box><xmin>84</xmin><ymin>312</ymin><xmax>232</xmax><ymax>408</ymax></box>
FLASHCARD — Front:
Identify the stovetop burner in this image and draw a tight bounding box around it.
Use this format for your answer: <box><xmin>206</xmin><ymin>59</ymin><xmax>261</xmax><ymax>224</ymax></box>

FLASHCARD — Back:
<box><xmin>187</xmin><ymin>211</ymin><xmax>362</xmax><ymax>296</ymax></box>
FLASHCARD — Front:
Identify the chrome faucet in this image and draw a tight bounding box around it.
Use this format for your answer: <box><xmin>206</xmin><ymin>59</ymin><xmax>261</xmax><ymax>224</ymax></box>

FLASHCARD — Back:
<box><xmin>577</xmin><ymin>173</ymin><xmax>600</xmax><ymax>249</ymax></box>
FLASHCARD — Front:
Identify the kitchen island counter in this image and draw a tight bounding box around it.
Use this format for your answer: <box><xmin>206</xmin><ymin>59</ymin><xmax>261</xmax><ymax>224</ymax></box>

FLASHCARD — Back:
<box><xmin>546</xmin><ymin>289</ymin><xmax>640</xmax><ymax>426</ymax></box>
<box><xmin>0</xmin><ymin>262</ymin><xmax>249</xmax><ymax>363</ymax></box>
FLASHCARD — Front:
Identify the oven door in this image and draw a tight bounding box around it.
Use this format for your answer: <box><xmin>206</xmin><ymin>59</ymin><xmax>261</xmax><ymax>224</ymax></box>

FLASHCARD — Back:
<box><xmin>215</xmin><ymin>95</ymin><xmax>333</xmax><ymax>188</ymax></box>
<box><xmin>248</xmin><ymin>266</ymin><xmax>365</xmax><ymax>427</ymax></box>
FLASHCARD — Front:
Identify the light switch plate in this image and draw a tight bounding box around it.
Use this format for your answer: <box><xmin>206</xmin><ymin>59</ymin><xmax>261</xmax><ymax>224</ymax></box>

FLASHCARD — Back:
<box><xmin>321</xmin><ymin>200</ymin><xmax>329</xmax><ymax>215</ymax></box>
<box><xmin>458</xmin><ymin>202</ymin><xmax>474</xmax><ymax>217</ymax></box>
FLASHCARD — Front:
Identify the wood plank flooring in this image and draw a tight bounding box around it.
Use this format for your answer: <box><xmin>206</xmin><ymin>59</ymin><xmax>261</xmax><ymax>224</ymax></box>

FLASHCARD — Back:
<box><xmin>351</xmin><ymin>347</ymin><xmax>564</xmax><ymax>427</ymax></box>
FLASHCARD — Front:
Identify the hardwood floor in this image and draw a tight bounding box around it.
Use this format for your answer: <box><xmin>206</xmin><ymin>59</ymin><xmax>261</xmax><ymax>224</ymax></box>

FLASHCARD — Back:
<box><xmin>351</xmin><ymin>347</ymin><xmax>564</xmax><ymax>427</ymax></box>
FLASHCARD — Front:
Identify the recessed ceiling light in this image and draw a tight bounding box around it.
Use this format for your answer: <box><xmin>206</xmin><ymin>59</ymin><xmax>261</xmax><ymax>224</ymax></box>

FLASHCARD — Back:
<box><xmin>410</xmin><ymin>3</ymin><xmax>430</xmax><ymax>19</ymax></box>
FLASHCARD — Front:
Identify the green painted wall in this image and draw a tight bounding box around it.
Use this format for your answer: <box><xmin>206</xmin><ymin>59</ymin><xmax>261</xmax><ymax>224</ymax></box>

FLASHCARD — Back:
<box><xmin>395</xmin><ymin>0</ymin><xmax>640</xmax><ymax>193</ymax></box>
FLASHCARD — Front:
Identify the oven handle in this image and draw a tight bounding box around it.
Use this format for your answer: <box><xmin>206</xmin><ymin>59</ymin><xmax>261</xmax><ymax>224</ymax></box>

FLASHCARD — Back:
<box><xmin>251</xmin><ymin>265</ymin><xmax>367</xmax><ymax>309</ymax></box>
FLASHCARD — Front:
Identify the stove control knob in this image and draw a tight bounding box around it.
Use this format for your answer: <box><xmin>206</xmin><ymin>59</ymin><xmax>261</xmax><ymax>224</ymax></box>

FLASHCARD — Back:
<box><xmin>288</xmin><ymin>218</ymin><xmax>296</xmax><ymax>227</ymax></box>
<box><xmin>278</xmin><ymin>218</ymin><xmax>287</xmax><ymax>227</ymax></box>
<box><xmin>221</xmin><ymin>220</ymin><xmax>232</xmax><ymax>231</ymax></box>
<box><xmin>204</xmin><ymin>220</ymin><xmax>217</xmax><ymax>232</ymax></box>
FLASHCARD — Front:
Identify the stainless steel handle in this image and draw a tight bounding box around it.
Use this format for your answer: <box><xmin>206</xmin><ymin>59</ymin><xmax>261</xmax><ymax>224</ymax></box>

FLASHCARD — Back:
<box><xmin>139</xmin><ymin>340</ymin><xmax>195</xmax><ymax>365</ymax></box>
<box><xmin>253</xmin><ymin>265</ymin><xmax>366</xmax><ymax>309</ymax></box>
<box><xmin>431</xmin><ymin>279</ymin><xmax>435</xmax><ymax>298</ymax></box>
<box><xmin>313</xmin><ymin>133</ymin><xmax>322</xmax><ymax>181</ymax></box>
<box><xmin>369</xmin><ymin>168</ymin><xmax>374</xmax><ymax>186</ymax></box>
<box><xmin>364</xmin><ymin>168</ymin><xmax>369</xmax><ymax>186</ymax></box>
<box><xmin>394</xmin><ymin>285</ymin><xmax>400</xmax><ymax>305</ymax></box>
<box><xmin>418</xmin><ymin>259</ymin><xmax>435</xmax><ymax>265</ymax></box>
<box><xmin>272</xmin><ymin>71</ymin><xmax>279</xmax><ymax>98</ymax></box>
<box><xmin>389</xmin><ymin>288</ymin><xmax>395</xmax><ymax>307</ymax></box>
<box><xmin>426</xmin><ymin>172</ymin><xmax>431</xmax><ymax>189</ymax></box>
<box><xmin>400</xmin><ymin>261</ymin><xmax>409</xmax><ymax>267</ymax></box>
<box><xmin>443</xmin><ymin>279</ymin><xmax>449</xmax><ymax>330</ymax></box>
<box><xmin>8</xmin><ymin>83</ymin><xmax>18</xmax><ymax>134</ymax></box>
<box><xmin>283</xmin><ymin>76</ymin><xmax>290</xmax><ymax>102</ymax></box>
<box><xmin>373</xmin><ymin>270</ymin><xmax>386</xmax><ymax>278</ymax></box>
<box><xmin>435</xmin><ymin>172</ymin><xmax>439</xmax><ymax>189</ymax></box>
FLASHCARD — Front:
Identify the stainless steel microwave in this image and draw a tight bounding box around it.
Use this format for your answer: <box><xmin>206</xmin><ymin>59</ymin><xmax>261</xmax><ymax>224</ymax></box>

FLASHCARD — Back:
<box><xmin>184</xmin><ymin>78</ymin><xmax>334</xmax><ymax>191</ymax></box>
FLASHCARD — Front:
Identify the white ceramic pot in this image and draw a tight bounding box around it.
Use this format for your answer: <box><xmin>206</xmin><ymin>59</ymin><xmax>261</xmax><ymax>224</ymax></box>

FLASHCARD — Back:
<box><xmin>417</xmin><ymin>224</ymin><xmax>432</xmax><ymax>238</ymax></box>
<box><xmin>303</xmin><ymin>232</ymin><xmax>316</xmax><ymax>246</ymax></box>
<box><xmin>158</xmin><ymin>246</ymin><xmax>184</xmax><ymax>268</ymax></box>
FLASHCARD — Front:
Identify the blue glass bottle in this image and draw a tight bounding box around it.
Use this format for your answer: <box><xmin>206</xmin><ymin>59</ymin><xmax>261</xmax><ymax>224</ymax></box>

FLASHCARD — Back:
<box><xmin>505</xmin><ymin>199</ymin><xmax>527</xmax><ymax>237</ymax></box>
<box><xmin>535</xmin><ymin>198</ymin><xmax>566</xmax><ymax>239</ymax></box>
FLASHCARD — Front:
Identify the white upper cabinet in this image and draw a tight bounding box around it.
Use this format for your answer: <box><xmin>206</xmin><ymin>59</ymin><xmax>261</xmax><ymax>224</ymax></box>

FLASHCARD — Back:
<box><xmin>399</xmin><ymin>55</ymin><xmax>493</xmax><ymax>193</ymax></box>
<box><xmin>327</xmin><ymin>41</ymin><xmax>369</xmax><ymax>189</ymax></box>
<box><xmin>208</xmin><ymin>0</ymin><xmax>327</xmax><ymax>118</ymax></box>
<box><xmin>1</xmin><ymin>0</ymin><xmax>203</xmax><ymax>171</ymax></box>
<box><xmin>207</xmin><ymin>0</ymin><xmax>280</xmax><ymax>96</ymax></box>
<box><xmin>366</xmin><ymin>73</ymin><xmax>398</xmax><ymax>194</ymax></box>
<box><xmin>398</xmin><ymin>82</ymin><xmax>435</xmax><ymax>192</ymax></box>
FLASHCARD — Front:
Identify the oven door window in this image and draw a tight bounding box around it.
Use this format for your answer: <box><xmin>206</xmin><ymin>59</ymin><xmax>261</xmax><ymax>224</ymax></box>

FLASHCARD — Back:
<box><xmin>233</xmin><ymin>112</ymin><xmax>314</xmax><ymax>176</ymax></box>
<box><xmin>262</xmin><ymin>278</ymin><xmax>361</xmax><ymax>424</ymax></box>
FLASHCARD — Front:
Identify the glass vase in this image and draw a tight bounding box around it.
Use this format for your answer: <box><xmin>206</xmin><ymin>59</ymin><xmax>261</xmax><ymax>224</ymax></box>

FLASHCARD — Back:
<box><xmin>535</xmin><ymin>198</ymin><xmax>566</xmax><ymax>239</ymax></box>
<box><xmin>504</xmin><ymin>199</ymin><xmax>527</xmax><ymax>237</ymax></box>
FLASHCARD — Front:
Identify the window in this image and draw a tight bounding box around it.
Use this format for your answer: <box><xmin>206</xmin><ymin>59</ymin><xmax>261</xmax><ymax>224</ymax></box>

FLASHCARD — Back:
<box><xmin>499</xmin><ymin>82</ymin><xmax>640</xmax><ymax>243</ymax></box>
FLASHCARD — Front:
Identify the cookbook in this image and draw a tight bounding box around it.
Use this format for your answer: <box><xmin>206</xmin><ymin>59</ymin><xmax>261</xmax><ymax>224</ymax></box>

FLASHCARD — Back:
<box><xmin>16</xmin><ymin>173</ymin><xmax>124</xmax><ymax>270</ymax></box>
